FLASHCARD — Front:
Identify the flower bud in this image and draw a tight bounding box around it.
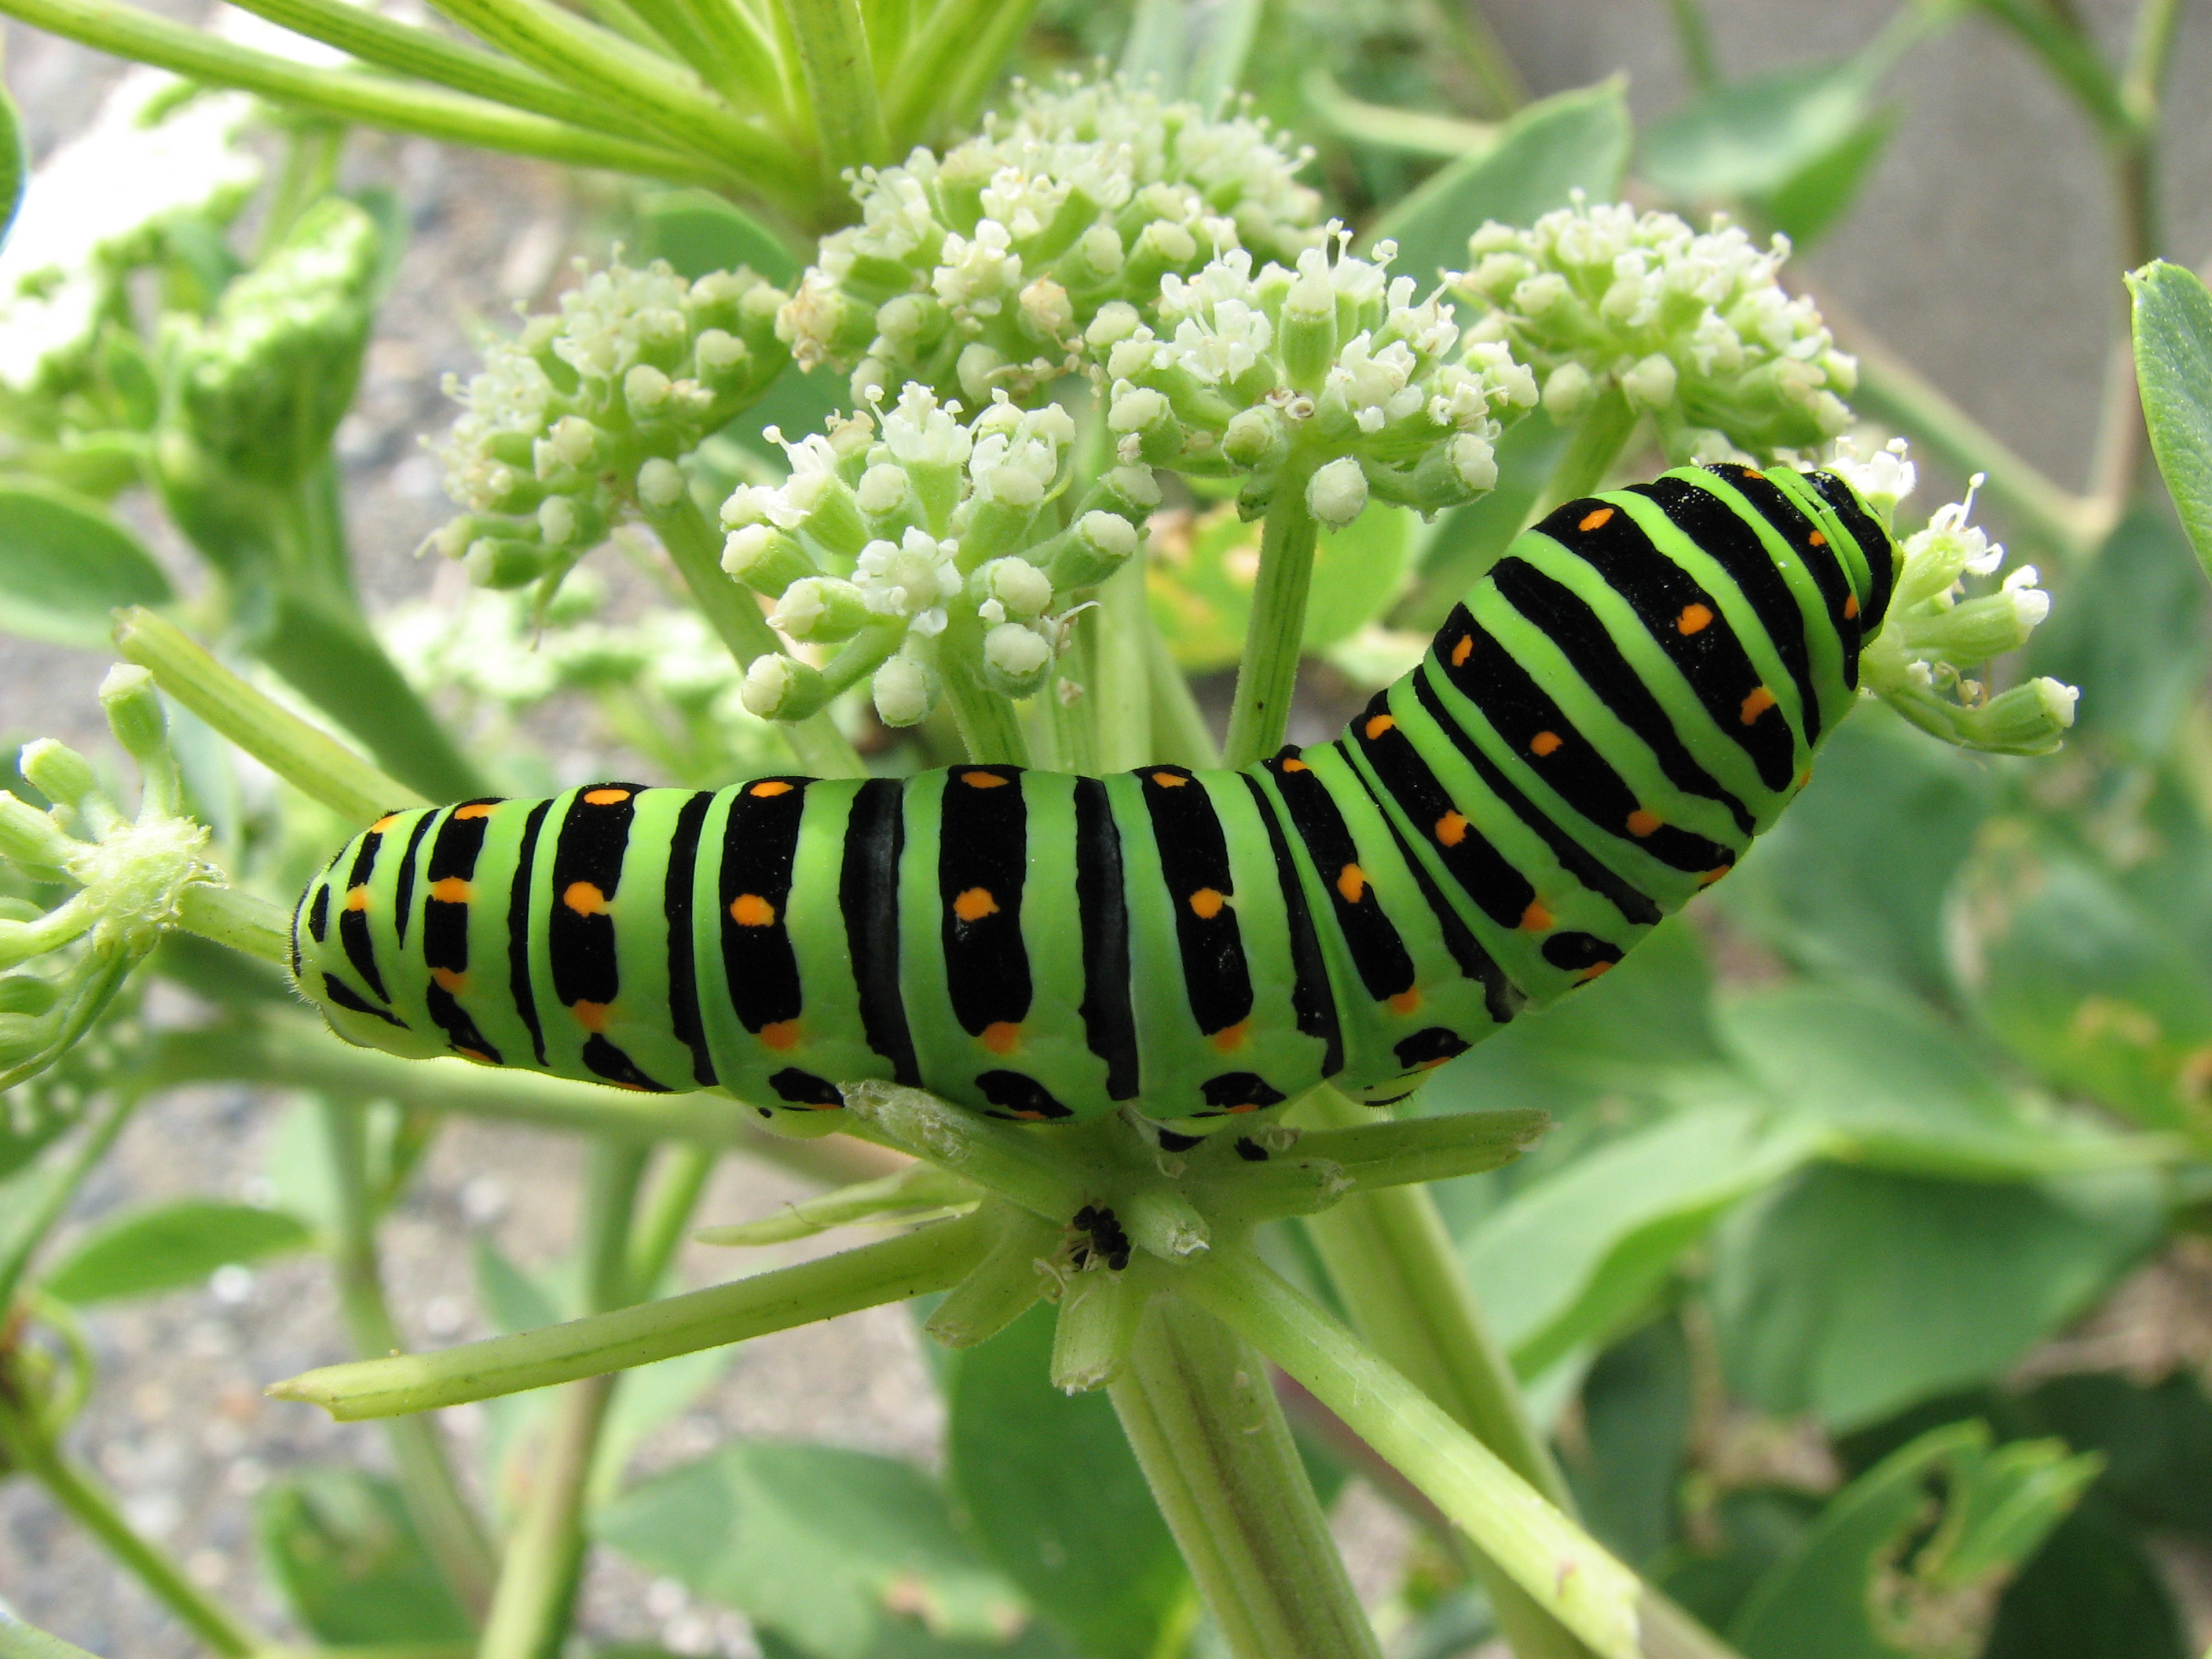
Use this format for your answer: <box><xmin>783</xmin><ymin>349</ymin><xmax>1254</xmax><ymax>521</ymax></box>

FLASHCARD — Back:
<box><xmin>871</xmin><ymin>654</ymin><xmax>938</xmax><ymax>726</ymax></box>
<box><xmin>976</xmin><ymin>557</ymin><xmax>1055</xmax><ymax>619</ymax></box>
<box><xmin>97</xmin><ymin>665</ymin><xmax>170</xmax><ymax>782</ymax></box>
<box><xmin>465</xmin><ymin>537</ymin><xmax>548</xmax><ymax>589</ymax></box>
<box><xmin>1048</xmin><ymin>511</ymin><xmax>1141</xmax><ymax>588</ymax></box>
<box><xmin>1222</xmin><ymin>405</ymin><xmax>1290</xmax><ymax>471</ymax></box>
<box><xmin>721</xmin><ymin>524</ymin><xmax>818</xmax><ymax>595</ymax></box>
<box><xmin>1306</xmin><ymin>456</ymin><xmax>1368</xmax><ymax>528</ymax></box>
<box><xmin>1621</xmin><ymin>353</ymin><xmax>1679</xmax><ymax>411</ymax></box>
<box><xmin>958</xmin><ymin>342</ymin><xmax>1008</xmax><ymax>405</ymax></box>
<box><xmin>635</xmin><ymin>458</ymin><xmax>687</xmax><ymax>513</ymax></box>
<box><xmin>983</xmin><ymin>621</ymin><xmax>1054</xmax><ymax>696</ymax></box>
<box><xmin>770</xmin><ymin>577</ymin><xmax>872</xmax><ymax>643</ymax></box>
<box><xmin>1450</xmin><ymin>432</ymin><xmax>1499</xmax><ymax>493</ymax></box>
<box><xmin>1542</xmin><ymin>362</ymin><xmax>1593</xmax><ymax>419</ymax></box>
<box><xmin>857</xmin><ymin>463</ymin><xmax>911</xmax><ymax>518</ymax></box>
<box><xmin>1902</xmin><ymin>575</ymin><xmax>2049</xmax><ymax>667</ymax></box>
<box><xmin>0</xmin><ymin>793</ymin><xmax>76</xmax><ymax>870</ymax></box>
<box><xmin>1957</xmin><ymin>677</ymin><xmax>2078</xmax><ymax>755</ymax></box>
<box><xmin>20</xmin><ymin>740</ymin><xmax>101</xmax><ymax>811</ymax></box>
<box><xmin>1280</xmin><ymin>276</ymin><xmax>1337</xmax><ymax>390</ymax></box>
<box><xmin>740</xmin><ymin>653</ymin><xmax>831</xmax><ymax>721</ymax></box>
<box><xmin>1109</xmin><ymin>385</ymin><xmax>1183</xmax><ymax>466</ymax></box>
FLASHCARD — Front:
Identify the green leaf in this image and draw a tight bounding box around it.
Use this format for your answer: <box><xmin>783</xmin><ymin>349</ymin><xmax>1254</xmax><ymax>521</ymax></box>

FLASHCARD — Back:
<box><xmin>1708</xmin><ymin>1164</ymin><xmax>2160</xmax><ymax>1430</ymax></box>
<box><xmin>2130</xmin><ymin>260</ymin><xmax>2212</xmax><ymax>579</ymax></box>
<box><xmin>945</xmin><ymin>1303</ymin><xmax>1188</xmax><ymax>1659</ymax></box>
<box><xmin>1760</xmin><ymin>104</ymin><xmax>1899</xmax><ymax>248</ymax></box>
<box><xmin>0</xmin><ymin>478</ymin><xmax>174</xmax><ymax>650</ymax></box>
<box><xmin>1983</xmin><ymin>1500</ymin><xmax>2190</xmax><ymax>1659</ymax></box>
<box><xmin>639</xmin><ymin>189</ymin><xmax>801</xmax><ymax>284</ymax></box>
<box><xmin>1563</xmin><ymin>1313</ymin><xmax>1695</xmax><ymax>1569</ymax></box>
<box><xmin>1369</xmin><ymin>78</ymin><xmax>1632</xmax><ymax>281</ymax></box>
<box><xmin>41</xmin><ymin>1198</ymin><xmax>312</xmax><ymax>1304</ymax></box>
<box><xmin>590</xmin><ymin>1345</ymin><xmax>735</xmax><ymax>1504</ymax></box>
<box><xmin>255</xmin><ymin>1467</ymin><xmax>474</xmax><ymax>1644</ymax></box>
<box><xmin>0</xmin><ymin>1613</ymin><xmax>101</xmax><ymax>1659</ymax></box>
<box><xmin>1730</xmin><ymin>1420</ymin><xmax>2100</xmax><ymax>1659</ymax></box>
<box><xmin>1464</xmin><ymin>1104</ymin><xmax>1817</xmax><ymax>1379</ymax></box>
<box><xmin>2024</xmin><ymin>507</ymin><xmax>2210</xmax><ymax>761</ymax></box>
<box><xmin>1658</xmin><ymin>1490</ymin><xmax>1822</xmax><ymax>1637</ymax></box>
<box><xmin>2016</xmin><ymin>1370</ymin><xmax>2212</xmax><ymax>1537</ymax></box>
<box><xmin>595</xmin><ymin>1441</ymin><xmax>1031</xmax><ymax>1659</ymax></box>
<box><xmin>1719</xmin><ymin>702</ymin><xmax>1989</xmax><ymax>1000</ymax></box>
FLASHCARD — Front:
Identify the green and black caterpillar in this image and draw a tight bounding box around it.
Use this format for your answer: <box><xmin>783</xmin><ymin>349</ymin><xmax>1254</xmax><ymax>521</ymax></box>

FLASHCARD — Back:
<box><xmin>293</xmin><ymin>462</ymin><xmax>1896</xmax><ymax>1127</ymax></box>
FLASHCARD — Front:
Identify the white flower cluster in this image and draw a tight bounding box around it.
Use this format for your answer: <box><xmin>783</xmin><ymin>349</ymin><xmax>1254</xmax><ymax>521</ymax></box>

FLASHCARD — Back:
<box><xmin>1457</xmin><ymin>196</ymin><xmax>1857</xmax><ymax>460</ymax></box>
<box><xmin>1859</xmin><ymin>472</ymin><xmax>2078</xmax><ymax>755</ymax></box>
<box><xmin>429</xmin><ymin>255</ymin><xmax>789</xmax><ymax>590</ymax></box>
<box><xmin>1093</xmin><ymin>232</ymin><xmax>1537</xmax><ymax>525</ymax></box>
<box><xmin>778</xmin><ymin>74</ymin><xmax>1324</xmax><ymax>409</ymax></box>
<box><xmin>720</xmin><ymin>386</ymin><xmax>1153</xmax><ymax>724</ymax></box>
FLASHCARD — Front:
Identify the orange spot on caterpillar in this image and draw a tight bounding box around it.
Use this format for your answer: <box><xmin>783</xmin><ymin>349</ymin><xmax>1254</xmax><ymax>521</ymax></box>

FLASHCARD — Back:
<box><xmin>1700</xmin><ymin>864</ymin><xmax>1732</xmax><ymax>886</ymax></box>
<box><xmin>1009</xmin><ymin>1108</ymin><xmax>1047</xmax><ymax>1121</ymax></box>
<box><xmin>583</xmin><ymin>788</ymin><xmax>631</xmax><ymax>805</ymax></box>
<box><xmin>1451</xmin><ymin>635</ymin><xmax>1474</xmax><ymax>668</ymax></box>
<box><xmin>1280</xmin><ymin>756</ymin><xmax>1310</xmax><ymax>772</ymax></box>
<box><xmin>1188</xmin><ymin>888</ymin><xmax>1225</xmax><ymax>920</ymax></box>
<box><xmin>1741</xmin><ymin>468</ymin><xmax>1767</xmax><ymax>481</ymax></box>
<box><xmin>729</xmin><ymin>893</ymin><xmax>776</xmax><ymax>927</ymax></box>
<box><xmin>455</xmin><ymin>802</ymin><xmax>496</xmax><ymax>820</ymax></box>
<box><xmin>1577</xmin><ymin>961</ymin><xmax>1615</xmax><ymax>983</ymax></box>
<box><xmin>1809</xmin><ymin>529</ymin><xmax>1828</xmax><ymax>547</ymax></box>
<box><xmin>749</xmin><ymin>780</ymin><xmax>794</xmax><ymax>797</ymax></box>
<box><xmin>760</xmin><ymin>1020</ymin><xmax>799</xmax><ymax>1050</ymax></box>
<box><xmin>1677</xmin><ymin>603</ymin><xmax>1713</xmax><ymax>635</ymax></box>
<box><xmin>1627</xmin><ymin>809</ymin><xmax>1662</xmax><ymax>838</ymax></box>
<box><xmin>961</xmin><ymin>770</ymin><xmax>1010</xmax><ymax>789</ymax></box>
<box><xmin>1223</xmin><ymin>1101</ymin><xmax>1261</xmax><ymax>1115</ymax></box>
<box><xmin>1844</xmin><ymin>594</ymin><xmax>1860</xmax><ymax>619</ymax></box>
<box><xmin>1519</xmin><ymin>901</ymin><xmax>1553</xmax><ymax>932</ymax></box>
<box><xmin>345</xmin><ymin>887</ymin><xmax>370</xmax><ymax>911</ymax></box>
<box><xmin>563</xmin><ymin>881</ymin><xmax>607</xmax><ymax>916</ymax></box>
<box><xmin>953</xmin><ymin>887</ymin><xmax>999</xmax><ymax>922</ymax></box>
<box><xmin>1529</xmin><ymin>731</ymin><xmax>1562</xmax><ymax>757</ymax></box>
<box><xmin>1423</xmin><ymin>1055</ymin><xmax>1452</xmax><ymax>1070</ymax></box>
<box><xmin>981</xmin><ymin>1021</ymin><xmax>1021</xmax><ymax>1054</ymax></box>
<box><xmin>456</xmin><ymin>1047</ymin><xmax>494</xmax><ymax>1064</ymax></box>
<box><xmin>1388</xmin><ymin>987</ymin><xmax>1423</xmax><ymax>1016</ymax></box>
<box><xmin>371</xmin><ymin>815</ymin><xmax>401</xmax><ymax>833</ymax></box>
<box><xmin>429</xmin><ymin>877</ymin><xmax>471</xmax><ymax>904</ymax></box>
<box><xmin>571</xmin><ymin>1000</ymin><xmax>610</xmax><ymax>1031</ymax></box>
<box><xmin>1796</xmin><ymin>768</ymin><xmax>1813</xmax><ymax>791</ymax></box>
<box><xmin>1435</xmin><ymin>811</ymin><xmax>1468</xmax><ymax>847</ymax></box>
<box><xmin>431</xmin><ymin>968</ymin><xmax>468</xmax><ymax>993</ymax></box>
<box><xmin>1364</xmin><ymin>713</ymin><xmax>1395</xmax><ymax>739</ymax></box>
<box><xmin>1740</xmin><ymin>686</ymin><xmax>1777</xmax><ymax>725</ymax></box>
<box><xmin>1337</xmin><ymin>864</ymin><xmax>1368</xmax><ymax>903</ymax></box>
<box><xmin>1578</xmin><ymin>507</ymin><xmax>1614</xmax><ymax>532</ymax></box>
<box><xmin>1209</xmin><ymin>1020</ymin><xmax>1247</xmax><ymax>1053</ymax></box>
<box><xmin>1150</xmin><ymin>771</ymin><xmax>1188</xmax><ymax>787</ymax></box>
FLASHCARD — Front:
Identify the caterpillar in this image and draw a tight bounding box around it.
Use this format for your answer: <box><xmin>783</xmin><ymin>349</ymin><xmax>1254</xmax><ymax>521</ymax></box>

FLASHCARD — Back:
<box><xmin>293</xmin><ymin>462</ymin><xmax>1896</xmax><ymax>1128</ymax></box>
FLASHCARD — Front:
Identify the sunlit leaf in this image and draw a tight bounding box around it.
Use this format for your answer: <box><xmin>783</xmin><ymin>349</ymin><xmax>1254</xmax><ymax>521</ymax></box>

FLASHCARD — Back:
<box><xmin>41</xmin><ymin>1199</ymin><xmax>312</xmax><ymax>1304</ymax></box>
<box><xmin>2129</xmin><ymin>259</ymin><xmax>2212</xmax><ymax>580</ymax></box>
<box><xmin>255</xmin><ymin>1468</ymin><xmax>474</xmax><ymax>1645</ymax></box>
<box><xmin>0</xmin><ymin>479</ymin><xmax>174</xmax><ymax>650</ymax></box>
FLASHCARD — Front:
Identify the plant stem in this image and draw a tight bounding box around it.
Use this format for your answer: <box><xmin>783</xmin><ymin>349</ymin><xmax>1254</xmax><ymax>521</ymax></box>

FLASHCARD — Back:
<box><xmin>1300</xmin><ymin>64</ymin><xmax>1498</xmax><ymax>157</ymax></box>
<box><xmin>1187</xmin><ymin>1249</ymin><xmax>1741</xmax><ymax>1659</ymax></box>
<box><xmin>0</xmin><ymin>0</ymin><xmax>734</xmax><ymax>185</ymax></box>
<box><xmin>0</xmin><ymin>1404</ymin><xmax>261</xmax><ymax>1657</ymax></box>
<box><xmin>1538</xmin><ymin>388</ymin><xmax>1637</xmax><ymax>516</ymax></box>
<box><xmin>174</xmin><ymin>884</ymin><xmax>293</xmax><ymax>965</ymax></box>
<box><xmin>1296</xmin><ymin>1090</ymin><xmax>1592</xmax><ymax>1659</ymax></box>
<box><xmin>316</xmin><ymin>1098</ymin><xmax>498</xmax><ymax>1619</ymax></box>
<box><xmin>0</xmin><ymin>1090</ymin><xmax>141</xmax><ymax>1315</ymax></box>
<box><xmin>1094</xmin><ymin>557</ymin><xmax>1155</xmax><ymax>772</ymax></box>
<box><xmin>270</xmin><ymin>1210</ymin><xmax>990</xmax><ymax>1417</ymax></box>
<box><xmin>1429</xmin><ymin>0</ymin><xmax>1527</xmax><ymax>115</ymax></box>
<box><xmin>1221</xmin><ymin>482</ymin><xmax>1320</xmax><ymax>769</ymax></box>
<box><xmin>1145</xmin><ymin>613</ymin><xmax>1220</xmax><ymax>769</ymax></box>
<box><xmin>649</xmin><ymin>496</ymin><xmax>866</xmax><ymax>778</ymax></box>
<box><xmin>936</xmin><ymin>630</ymin><xmax>1032</xmax><ymax>766</ymax></box>
<box><xmin>1108</xmin><ymin>1293</ymin><xmax>1386</xmax><ymax>1659</ymax></box>
<box><xmin>625</xmin><ymin>1142</ymin><xmax>719</xmax><ymax>1299</ymax></box>
<box><xmin>1664</xmin><ymin>0</ymin><xmax>1719</xmax><ymax>90</ymax></box>
<box><xmin>115</xmin><ymin>608</ymin><xmax>424</xmax><ymax>824</ymax></box>
<box><xmin>480</xmin><ymin>1141</ymin><xmax>648</xmax><ymax>1659</ymax></box>
<box><xmin>777</xmin><ymin>0</ymin><xmax>886</xmax><ymax>173</ymax></box>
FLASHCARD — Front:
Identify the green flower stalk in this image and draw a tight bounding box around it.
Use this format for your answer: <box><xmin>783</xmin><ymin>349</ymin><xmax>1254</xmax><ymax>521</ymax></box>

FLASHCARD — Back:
<box><xmin>778</xmin><ymin>74</ymin><xmax>1325</xmax><ymax>408</ymax></box>
<box><xmin>429</xmin><ymin>252</ymin><xmax>790</xmax><ymax>592</ymax></box>
<box><xmin>1456</xmin><ymin>194</ymin><xmax>1858</xmax><ymax>463</ymax></box>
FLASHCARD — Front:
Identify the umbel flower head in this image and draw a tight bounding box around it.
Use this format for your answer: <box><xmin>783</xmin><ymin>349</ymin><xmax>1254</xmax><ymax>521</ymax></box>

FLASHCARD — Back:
<box><xmin>1456</xmin><ymin>195</ymin><xmax>1857</xmax><ymax>460</ymax></box>
<box><xmin>778</xmin><ymin>73</ymin><xmax>1325</xmax><ymax>409</ymax></box>
<box><xmin>1092</xmin><ymin>230</ymin><xmax>1538</xmax><ymax>524</ymax></box>
<box><xmin>428</xmin><ymin>253</ymin><xmax>789</xmax><ymax>591</ymax></box>
<box><xmin>720</xmin><ymin>385</ymin><xmax>1152</xmax><ymax>725</ymax></box>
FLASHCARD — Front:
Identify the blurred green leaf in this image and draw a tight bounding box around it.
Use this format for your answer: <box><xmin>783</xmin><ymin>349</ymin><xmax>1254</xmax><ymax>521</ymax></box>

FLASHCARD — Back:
<box><xmin>2024</xmin><ymin>509</ymin><xmax>2209</xmax><ymax>760</ymax></box>
<box><xmin>0</xmin><ymin>478</ymin><xmax>174</xmax><ymax>650</ymax></box>
<box><xmin>1467</xmin><ymin>1103</ymin><xmax>1816</xmax><ymax>1379</ymax></box>
<box><xmin>1708</xmin><ymin>1165</ymin><xmax>2160</xmax><ymax>1430</ymax></box>
<box><xmin>1983</xmin><ymin>1500</ymin><xmax>2190</xmax><ymax>1659</ymax></box>
<box><xmin>2130</xmin><ymin>260</ymin><xmax>2212</xmax><ymax>580</ymax></box>
<box><xmin>596</xmin><ymin>1441</ymin><xmax>1030</xmax><ymax>1659</ymax></box>
<box><xmin>945</xmin><ymin>1303</ymin><xmax>1188</xmax><ymax>1659</ymax></box>
<box><xmin>41</xmin><ymin>1199</ymin><xmax>311</xmax><ymax>1304</ymax></box>
<box><xmin>255</xmin><ymin>1467</ymin><xmax>474</xmax><ymax>1645</ymax></box>
<box><xmin>1720</xmin><ymin>702</ymin><xmax>1989</xmax><ymax>1001</ymax></box>
<box><xmin>1564</xmin><ymin>1313</ymin><xmax>1695</xmax><ymax>1569</ymax></box>
<box><xmin>1730</xmin><ymin>1420</ymin><xmax>2100</xmax><ymax>1659</ymax></box>
<box><xmin>2018</xmin><ymin>1371</ymin><xmax>2212</xmax><ymax>1538</ymax></box>
<box><xmin>1369</xmin><ymin>78</ymin><xmax>1632</xmax><ymax>281</ymax></box>
<box><xmin>0</xmin><ymin>1613</ymin><xmax>101</xmax><ymax>1659</ymax></box>
<box><xmin>639</xmin><ymin>189</ymin><xmax>801</xmax><ymax>284</ymax></box>
<box><xmin>1760</xmin><ymin>106</ymin><xmax>1899</xmax><ymax>247</ymax></box>
<box><xmin>1659</xmin><ymin>1490</ymin><xmax>1823</xmax><ymax>1637</ymax></box>
<box><xmin>590</xmin><ymin>1345</ymin><xmax>735</xmax><ymax>1504</ymax></box>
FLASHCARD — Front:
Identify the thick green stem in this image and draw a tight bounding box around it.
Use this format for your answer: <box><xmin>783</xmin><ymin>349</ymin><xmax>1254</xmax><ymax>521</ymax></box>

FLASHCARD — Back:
<box><xmin>1094</xmin><ymin>557</ymin><xmax>1155</xmax><ymax>772</ymax></box>
<box><xmin>1109</xmin><ymin>1294</ymin><xmax>1386</xmax><ymax>1659</ymax></box>
<box><xmin>0</xmin><ymin>0</ymin><xmax>732</xmax><ymax>185</ymax></box>
<box><xmin>1188</xmin><ymin>1250</ymin><xmax>1741</xmax><ymax>1659</ymax></box>
<box><xmin>936</xmin><ymin>631</ymin><xmax>1032</xmax><ymax>766</ymax></box>
<box><xmin>649</xmin><ymin>496</ymin><xmax>866</xmax><ymax>778</ymax></box>
<box><xmin>270</xmin><ymin>1211</ymin><xmax>989</xmax><ymax>1417</ymax></box>
<box><xmin>480</xmin><ymin>1141</ymin><xmax>648</xmax><ymax>1659</ymax></box>
<box><xmin>1538</xmin><ymin>389</ymin><xmax>1637</xmax><ymax>517</ymax></box>
<box><xmin>1221</xmin><ymin>482</ymin><xmax>1320</xmax><ymax>769</ymax></box>
<box><xmin>317</xmin><ymin>1098</ymin><xmax>498</xmax><ymax>1619</ymax></box>
<box><xmin>175</xmin><ymin>884</ymin><xmax>292</xmax><ymax>965</ymax></box>
<box><xmin>1145</xmin><ymin>613</ymin><xmax>1220</xmax><ymax>768</ymax></box>
<box><xmin>1298</xmin><ymin>1090</ymin><xmax>1591</xmax><ymax>1659</ymax></box>
<box><xmin>0</xmin><ymin>1405</ymin><xmax>261</xmax><ymax>1657</ymax></box>
<box><xmin>115</xmin><ymin>608</ymin><xmax>423</xmax><ymax>824</ymax></box>
<box><xmin>625</xmin><ymin>1142</ymin><xmax>719</xmax><ymax>1298</ymax></box>
<box><xmin>777</xmin><ymin>0</ymin><xmax>886</xmax><ymax>172</ymax></box>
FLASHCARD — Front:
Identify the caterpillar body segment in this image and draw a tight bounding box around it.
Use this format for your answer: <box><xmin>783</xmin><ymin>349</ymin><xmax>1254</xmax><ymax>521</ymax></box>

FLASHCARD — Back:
<box><xmin>293</xmin><ymin>463</ymin><xmax>1898</xmax><ymax>1126</ymax></box>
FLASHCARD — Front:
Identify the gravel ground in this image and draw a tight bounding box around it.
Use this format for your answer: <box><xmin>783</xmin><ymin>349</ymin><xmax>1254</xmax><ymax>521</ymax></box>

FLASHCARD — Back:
<box><xmin>4</xmin><ymin>0</ymin><xmax>2212</xmax><ymax>1654</ymax></box>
